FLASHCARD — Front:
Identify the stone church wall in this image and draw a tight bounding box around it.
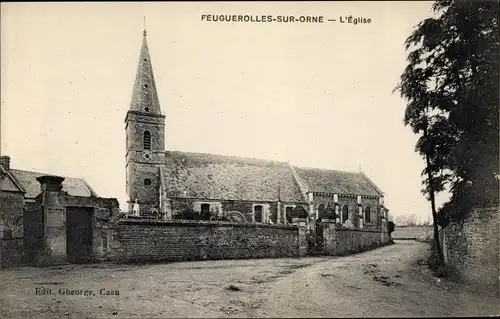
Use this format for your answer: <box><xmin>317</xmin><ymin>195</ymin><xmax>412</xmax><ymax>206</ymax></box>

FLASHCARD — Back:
<box><xmin>313</xmin><ymin>194</ymin><xmax>381</xmax><ymax>230</ymax></box>
<box><xmin>170</xmin><ymin>198</ymin><xmax>303</xmax><ymax>224</ymax></box>
<box><xmin>108</xmin><ymin>219</ymin><xmax>301</xmax><ymax>263</ymax></box>
<box><xmin>127</xmin><ymin>163</ymin><xmax>160</xmax><ymax>209</ymax></box>
<box><xmin>221</xmin><ymin>201</ymin><xmax>253</xmax><ymax>221</ymax></box>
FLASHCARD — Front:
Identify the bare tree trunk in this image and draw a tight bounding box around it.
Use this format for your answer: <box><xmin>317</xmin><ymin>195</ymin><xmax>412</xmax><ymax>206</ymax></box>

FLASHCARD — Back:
<box><xmin>424</xmin><ymin>129</ymin><xmax>445</xmax><ymax>267</ymax></box>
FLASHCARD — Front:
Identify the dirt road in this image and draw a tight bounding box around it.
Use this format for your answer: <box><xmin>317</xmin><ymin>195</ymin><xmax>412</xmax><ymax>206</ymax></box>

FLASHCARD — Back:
<box><xmin>1</xmin><ymin>241</ymin><xmax>498</xmax><ymax>318</ymax></box>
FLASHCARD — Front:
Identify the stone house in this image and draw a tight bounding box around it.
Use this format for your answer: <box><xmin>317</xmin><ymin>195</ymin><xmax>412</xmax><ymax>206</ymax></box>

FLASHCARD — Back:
<box><xmin>0</xmin><ymin>155</ymin><xmax>97</xmax><ymax>238</ymax></box>
<box><xmin>126</xmin><ymin>30</ymin><xmax>389</xmax><ymax>229</ymax></box>
<box><xmin>0</xmin><ymin>156</ymin><xmax>118</xmax><ymax>267</ymax></box>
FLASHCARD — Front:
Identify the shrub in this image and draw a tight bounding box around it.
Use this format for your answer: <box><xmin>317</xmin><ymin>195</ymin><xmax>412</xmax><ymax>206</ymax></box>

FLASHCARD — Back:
<box><xmin>171</xmin><ymin>209</ymin><xmax>233</xmax><ymax>222</ymax></box>
<box><xmin>172</xmin><ymin>210</ymin><xmax>201</xmax><ymax>220</ymax></box>
<box><xmin>387</xmin><ymin>221</ymin><xmax>395</xmax><ymax>234</ymax></box>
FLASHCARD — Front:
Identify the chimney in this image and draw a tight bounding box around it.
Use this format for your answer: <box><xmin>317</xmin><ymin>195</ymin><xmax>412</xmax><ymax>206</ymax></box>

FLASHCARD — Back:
<box><xmin>36</xmin><ymin>175</ymin><xmax>65</xmax><ymax>192</ymax></box>
<box><xmin>0</xmin><ymin>156</ymin><xmax>10</xmax><ymax>170</ymax></box>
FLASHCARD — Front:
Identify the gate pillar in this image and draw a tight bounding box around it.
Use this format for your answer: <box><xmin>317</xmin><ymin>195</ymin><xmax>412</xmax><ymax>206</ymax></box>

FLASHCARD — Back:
<box><xmin>36</xmin><ymin>175</ymin><xmax>67</xmax><ymax>266</ymax></box>
<box><xmin>293</xmin><ymin>217</ymin><xmax>308</xmax><ymax>257</ymax></box>
<box><xmin>321</xmin><ymin>218</ymin><xmax>337</xmax><ymax>255</ymax></box>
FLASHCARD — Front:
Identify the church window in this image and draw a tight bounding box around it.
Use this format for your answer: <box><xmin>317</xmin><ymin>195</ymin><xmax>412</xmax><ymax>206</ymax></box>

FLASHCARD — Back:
<box><xmin>318</xmin><ymin>203</ymin><xmax>326</xmax><ymax>219</ymax></box>
<box><xmin>285</xmin><ymin>206</ymin><xmax>294</xmax><ymax>224</ymax></box>
<box><xmin>342</xmin><ymin>205</ymin><xmax>349</xmax><ymax>222</ymax></box>
<box><xmin>143</xmin><ymin>131</ymin><xmax>151</xmax><ymax>149</ymax></box>
<box><xmin>143</xmin><ymin>178</ymin><xmax>152</xmax><ymax>187</ymax></box>
<box><xmin>364</xmin><ymin>207</ymin><xmax>371</xmax><ymax>223</ymax></box>
<box><xmin>254</xmin><ymin>205</ymin><xmax>263</xmax><ymax>223</ymax></box>
<box><xmin>201</xmin><ymin>203</ymin><xmax>210</xmax><ymax>220</ymax></box>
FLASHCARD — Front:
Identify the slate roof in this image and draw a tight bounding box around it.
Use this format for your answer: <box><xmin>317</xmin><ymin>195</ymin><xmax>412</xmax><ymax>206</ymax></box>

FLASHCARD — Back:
<box><xmin>164</xmin><ymin>151</ymin><xmax>305</xmax><ymax>203</ymax></box>
<box><xmin>9</xmin><ymin>169</ymin><xmax>97</xmax><ymax>199</ymax></box>
<box><xmin>0</xmin><ymin>165</ymin><xmax>24</xmax><ymax>193</ymax></box>
<box><xmin>292</xmin><ymin>166</ymin><xmax>383</xmax><ymax>196</ymax></box>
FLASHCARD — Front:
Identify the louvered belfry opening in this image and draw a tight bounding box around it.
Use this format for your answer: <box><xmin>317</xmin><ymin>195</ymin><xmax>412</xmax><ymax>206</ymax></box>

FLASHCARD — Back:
<box><xmin>143</xmin><ymin>131</ymin><xmax>151</xmax><ymax>150</ymax></box>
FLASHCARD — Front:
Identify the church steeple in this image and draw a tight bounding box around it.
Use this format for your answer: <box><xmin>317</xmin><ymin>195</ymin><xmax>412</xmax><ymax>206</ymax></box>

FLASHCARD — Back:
<box><xmin>129</xmin><ymin>29</ymin><xmax>162</xmax><ymax>114</ymax></box>
<box><xmin>125</xmin><ymin>29</ymin><xmax>166</xmax><ymax>214</ymax></box>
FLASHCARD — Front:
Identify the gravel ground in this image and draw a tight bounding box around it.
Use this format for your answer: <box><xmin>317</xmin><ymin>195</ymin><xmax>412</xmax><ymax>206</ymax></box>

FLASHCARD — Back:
<box><xmin>1</xmin><ymin>241</ymin><xmax>498</xmax><ymax>318</ymax></box>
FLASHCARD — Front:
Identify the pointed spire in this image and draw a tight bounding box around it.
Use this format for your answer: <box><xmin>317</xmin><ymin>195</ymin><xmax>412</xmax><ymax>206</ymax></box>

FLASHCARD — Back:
<box><xmin>129</xmin><ymin>29</ymin><xmax>162</xmax><ymax>114</ymax></box>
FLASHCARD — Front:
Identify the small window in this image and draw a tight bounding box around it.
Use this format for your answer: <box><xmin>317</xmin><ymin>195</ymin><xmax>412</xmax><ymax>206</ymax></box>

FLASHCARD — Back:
<box><xmin>201</xmin><ymin>204</ymin><xmax>210</xmax><ymax>220</ymax></box>
<box><xmin>364</xmin><ymin>207</ymin><xmax>371</xmax><ymax>223</ymax></box>
<box><xmin>254</xmin><ymin>205</ymin><xmax>263</xmax><ymax>223</ymax></box>
<box><xmin>143</xmin><ymin>178</ymin><xmax>152</xmax><ymax>186</ymax></box>
<box><xmin>143</xmin><ymin>131</ymin><xmax>151</xmax><ymax>150</ymax></box>
<box><xmin>342</xmin><ymin>205</ymin><xmax>349</xmax><ymax>223</ymax></box>
<box><xmin>143</xmin><ymin>84</ymin><xmax>148</xmax><ymax>89</ymax></box>
<box><xmin>145</xmin><ymin>107</ymin><xmax>150</xmax><ymax>112</ymax></box>
<box><xmin>285</xmin><ymin>206</ymin><xmax>294</xmax><ymax>224</ymax></box>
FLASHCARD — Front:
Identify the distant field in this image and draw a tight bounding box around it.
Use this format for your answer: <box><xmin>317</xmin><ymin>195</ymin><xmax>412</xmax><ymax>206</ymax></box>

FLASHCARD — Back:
<box><xmin>392</xmin><ymin>226</ymin><xmax>433</xmax><ymax>240</ymax></box>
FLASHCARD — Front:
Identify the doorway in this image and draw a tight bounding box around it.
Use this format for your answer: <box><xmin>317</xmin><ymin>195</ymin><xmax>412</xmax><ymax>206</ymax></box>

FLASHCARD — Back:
<box><xmin>66</xmin><ymin>206</ymin><xmax>94</xmax><ymax>264</ymax></box>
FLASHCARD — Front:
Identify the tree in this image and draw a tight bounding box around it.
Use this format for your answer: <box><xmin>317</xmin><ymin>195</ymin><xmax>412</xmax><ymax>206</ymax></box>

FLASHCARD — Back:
<box><xmin>407</xmin><ymin>214</ymin><xmax>418</xmax><ymax>226</ymax></box>
<box><xmin>395</xmin><ymin>0</ymin><xmax>499</xmax><ymax>267</ymax></box>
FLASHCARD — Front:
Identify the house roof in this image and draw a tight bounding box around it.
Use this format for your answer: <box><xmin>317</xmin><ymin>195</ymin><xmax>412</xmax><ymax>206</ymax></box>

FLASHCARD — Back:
<box><xmin>9</xmin><ymin>169</ymin><xmax>97</xmax><ymax>199</ymax></box>
<box><xmin>0</xmin><ymin>165</ymin><xmax>25</xmax><ymax>193</ymax></box>
<box><xmin>164</xmin><ymin>151</ymin><xmax>305</xmax><ymax>203</ymax></box>
<box><xmin>292</xmin><ymin>166</ymin><xmax>383</xmax><ymax>196</ymax></box>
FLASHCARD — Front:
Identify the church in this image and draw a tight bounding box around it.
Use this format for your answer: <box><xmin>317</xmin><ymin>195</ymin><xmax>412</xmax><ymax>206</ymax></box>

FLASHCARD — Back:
<box><xmin>126</xmin><ymin>30</ymin><xmax>388</xmax><ymax>230</ymax></box>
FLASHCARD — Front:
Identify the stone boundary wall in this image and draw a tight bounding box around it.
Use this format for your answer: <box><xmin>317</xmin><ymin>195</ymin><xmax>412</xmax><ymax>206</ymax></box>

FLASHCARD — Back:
<box><xmin>108</xmin><ymin>218</ymin><xmax>390</xmax><ymax>263</ymax></box>
<box><xmin>321</xmin><ymin>220</ymin><xmax>391</xmax><ymax>256</ymax></box>
<box><xmin>0</xmin><ymin>237</ymin><xmax>25</xmax><ymax>268</ymax></box>
<box><xmin>392</xmin><ymin>226</ymin><xmax>433</xmax><ymax>240</ymax></box>
<box><xmin>335</xmin><ymin>228</ymin><xmax>387</xmax><ymax>255</ymax></box>
<box><xmin>440</xmin><ymin>206</ymin><xmax>499</xmax><ymax>295</ymax></box>
<box><xmin>108</xmin><ymin>219</ymin><xmax>305</xmax><ymax>263</ymax></box>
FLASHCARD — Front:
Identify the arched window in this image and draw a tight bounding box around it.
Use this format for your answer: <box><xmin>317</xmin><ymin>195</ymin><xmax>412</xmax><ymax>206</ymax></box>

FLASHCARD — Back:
<box><xmin>318</xmin><ymin>204</ymin><xmax>325</xmax><ymax>219</ymax></box>
<box><xmin>364</xmin><ymin>207</ymin><xmax>371</xmax><ymax>223</ymax></box>
<box><xmin>325</xmin><ymin>205</ymin><xmax>335</xmax><ymax>219</ymax></box>
<box><xmin>285</xmin><ymin>206</ymin><xmax>294</xmax><ymax>224</ymax></box>
<box><xmin>143</xmin><ymin>131</ymin><xmax>151</xmax><ymax>150</ymax></box>
<box><xmin>342</xmin><ymin>205</ymin><xmax>349</xmax><ymax>222</ymax></box>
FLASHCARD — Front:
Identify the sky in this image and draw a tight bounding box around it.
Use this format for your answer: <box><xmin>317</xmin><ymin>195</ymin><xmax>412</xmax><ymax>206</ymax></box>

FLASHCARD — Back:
<box><xmin>1</xmin><ymin>1</ymin><xmax>449</xmax><ymax>222</ymax></box>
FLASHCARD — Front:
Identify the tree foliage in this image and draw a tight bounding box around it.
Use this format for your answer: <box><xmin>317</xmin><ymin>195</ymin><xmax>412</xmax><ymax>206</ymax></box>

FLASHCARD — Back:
<box><xmin>396</xmin><ymin>0</ymin><xmax>499</xmax><ymax>221</ymax></box>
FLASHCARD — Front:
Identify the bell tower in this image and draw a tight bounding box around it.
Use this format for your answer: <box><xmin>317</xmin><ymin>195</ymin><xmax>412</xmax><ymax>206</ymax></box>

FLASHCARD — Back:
<box><xmin>125</xmin><ymin>29</ymin><xmax>165</xmax><ymax>213</ymax></box>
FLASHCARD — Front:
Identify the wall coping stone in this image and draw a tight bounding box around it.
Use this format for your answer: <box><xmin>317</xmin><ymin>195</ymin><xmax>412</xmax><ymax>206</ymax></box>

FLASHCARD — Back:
<box><xmin>336</xmin><ymin>227</ymin><xmax>381</xmax><ymax>233</ymax></box>
<box><xmin>118</xmin><ymin>218</ymin><xmax>298</xmax><ymax>230</ymax></box>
